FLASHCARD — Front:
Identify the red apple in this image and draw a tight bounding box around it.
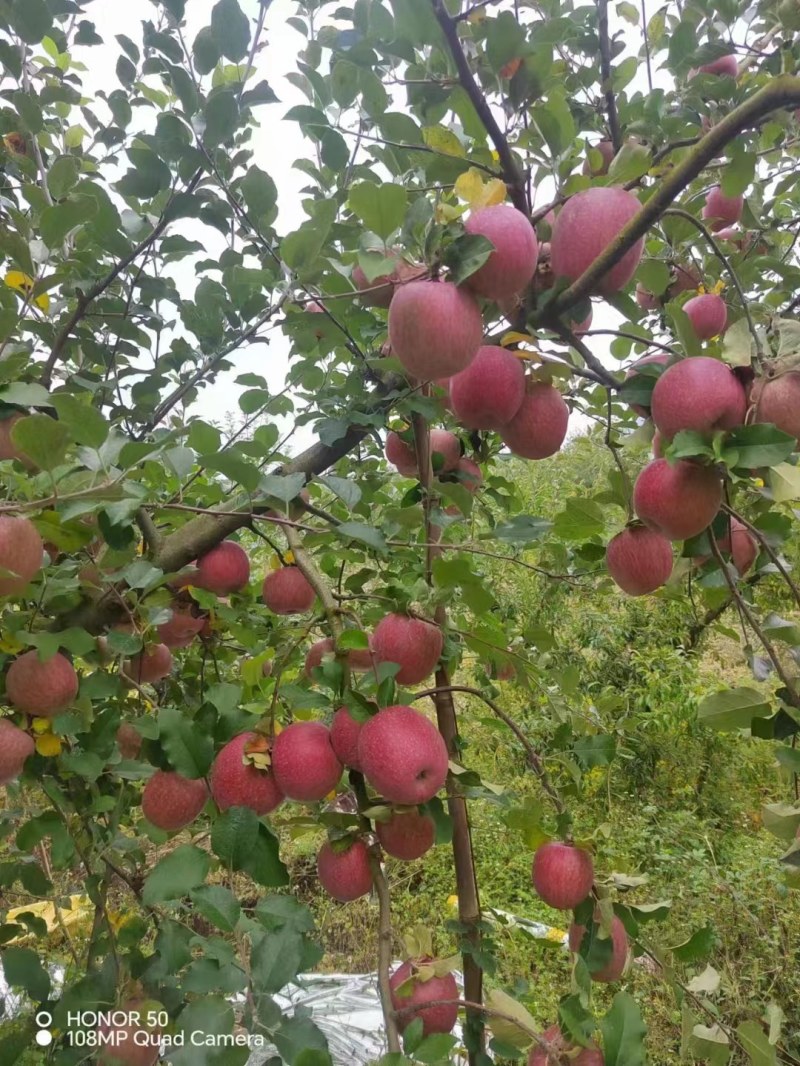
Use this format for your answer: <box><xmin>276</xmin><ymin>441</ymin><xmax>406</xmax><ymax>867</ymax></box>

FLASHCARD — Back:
<box><xmin>651</xmin><ymin>356</ymin><xmax>746</xmax><ymax>438</ymax></box>
<box><xmin>633</xmin><ymin>458</ymin><xmax>723</xmax><ymax>541</ymax></box>
<box><xmin>390</xmin><ymin>960</ymin><xmax>458</xmax><ymax>1036</ymax></box>
<box><xmin>683</xmin><ymin>293</ymin><xmax>728</xmax><ymax>340</ymax></box>
<box><xmin>464</xmin><ymin>205</ymin><xmax>539</xmax><ymax>301</ymax></box>
<box><xmin>702</xmin><ymin>186</ymin><xmax>744</xmax><ymax>231</ymax></box>
<box><xmin>501</xmin><ymin>383</ymin><xmax>569</xmax><ymax>459</ymax></box>
<box><xmin>569</xmin><ymin>910</ymin><xmax>630</xmax><ymax>982</ymax></box>
<box><xmin>751</xmin><ymin>370</ymin><xmax>800</xmax><ymax>444</ymax></box>
<box><xmin>606</xmin><ymin>525</ymin><xmax>673</xmax><ymax>595</ymax></box>
<box><xmin>449</xmin><ymin>345</ymin><xmax>526</xmax><ymax>430</ymax></box>
<box><xmin>388</xmin><ymin>280</ymin><xmax>483</xmax><ymax>380</ymax></box>
<box><xmin>550</xmin><ymin>187</ymin><xmax>644</xmax><ymax>296</ymax></box>
<box><xmin>531</xmin><ymin>841</ymin><xmax>594</xmax><ymax>910</ymax></box>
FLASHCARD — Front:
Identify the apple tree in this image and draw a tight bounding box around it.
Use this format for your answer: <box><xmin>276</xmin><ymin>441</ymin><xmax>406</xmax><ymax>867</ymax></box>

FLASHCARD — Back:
<box><xmin>0</xmin><ymin>0</ymin><xmax>800</xmax><ymax>1063</ymax></box>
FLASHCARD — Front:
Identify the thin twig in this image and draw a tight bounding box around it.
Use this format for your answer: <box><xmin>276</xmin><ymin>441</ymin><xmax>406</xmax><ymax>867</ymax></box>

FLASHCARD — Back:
<box><xmin>721</xmin><ymin>504</ymin><xmax>800</xmax><ymax>612</ymax></box>
<box><xmin>596</xmin><ymin>0</ymin><xmax>622</xmax><ymax>152</ymax></box>
<box><xmin>412</xmin><ymin>685</ymin><xmax>566</xmax><ymax>815</ymax></box>
<box><xmin>640</xmin><ymin>0</ymin><xmax>653</xmax><ymax>92</ymax></box>
<box><xmin>549</xmin><ymin>321</ymin><xmax>619</xmax><ymax>389</ymax></box>
<box><xmin>432</xmin><ymin>0</ymin><xmax>529</xmax><ymax>213</ymax></box>
<box><xmin>708</xmin><ymin>530</ymin><xmax>800</xmax><ymax>706</ymax></box>
<box><xmin>542</xmin><ymin>75</ymin><xmax>800</xmax><ymax>320</ymax></box>
<box><xmin>41</xmin><ymin>171</ymin><xmax>202</xmax><ymax>388</ymax></box>
<box><xmin>663</xmin><ymin>207</ymin><xmax>762</xmax><ymax>360</ymax></box>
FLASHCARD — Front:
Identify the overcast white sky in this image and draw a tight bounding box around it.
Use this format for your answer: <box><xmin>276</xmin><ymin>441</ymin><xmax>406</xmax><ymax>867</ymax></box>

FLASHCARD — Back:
<box><xmin>79</xmin><ymin>0</ymin><xmax>680</xmax><ymax>451</ymax></box>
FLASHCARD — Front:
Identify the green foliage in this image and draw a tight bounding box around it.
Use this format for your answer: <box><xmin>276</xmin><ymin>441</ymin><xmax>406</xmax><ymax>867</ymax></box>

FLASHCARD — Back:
<box><xmin>0</xmin><ymin>0</ymin><xmax>799</xmax><ymax>1062</ymax></box>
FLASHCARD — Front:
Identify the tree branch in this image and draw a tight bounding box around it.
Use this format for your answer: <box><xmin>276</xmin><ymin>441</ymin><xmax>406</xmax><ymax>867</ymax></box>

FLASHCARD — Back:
<box><xmin>541</xmin><ymin>75</ymin><xmax>800</xmax><ymax>320</ymax></box>
<box><xmin>432</xmin><ymin>0</ymin><xmax>529</xmax><ymax>213</ymax></box>
<box><xmin>412</xmin><ymin>685</ymin><xmax>566</xmax><ymax>815</ymax></box>
<box><xmin>40</xmin><ymin>170</ymin><xmax>202</xmax><ymax>389</ymax></box>
<box><xmin>708</xmin><ymin>531</ymin><xmax>800</xmax><ymax>706</ymax></box>
<box><xmin>135</xmin><ymin>507</ymin><xmax>162</xmax><ymax>557</ymax></box>
<box><xmin>410</xmin><ymin>403</ymin><xmax>485</xmax><ymax>1063</ymax></box>
<box><xmin>722</xmin><ymin>504</ymin><xmax>800</xmax><ymax>612</ymax></box>
<box><xmin>596</xmin><ymin>0</ymin><xmax>622</xmax><ymax>152</ymax></box>
<box><xmin>663</xmin><ymin>208</ymin><xmax>762</xmax><ymax>359</ymax></box>
<box><xmin>549</xmin><ymin>321</ymin><xmax>620</xmax><ymax>389</ymax></box>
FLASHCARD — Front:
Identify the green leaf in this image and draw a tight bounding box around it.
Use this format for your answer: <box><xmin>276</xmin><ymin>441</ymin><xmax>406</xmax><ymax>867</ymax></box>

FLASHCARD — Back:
<box><xmin>761</xmin><ymin>802</ymin><xmax>800</xmax><ymax>841</ymax></box>
<box><xmin>600</xmin><ymin>992</ymin><xmax>647</xmax><ymax>1066</ymax></box>
<box><xmin>723</xmin><ymin>424</ymin><xmax>795</xmax><ymax>470</ymax></box>
<box><xmin>697</xmin><ymin>687</ymin><xmax>772</xmax><ymax>731</ymax></box>
<box><xmin>671</xmin><ymin>924</ymin><xmax>716</xmax><ymax>963</ymax></box>
<box><xmin>721</xmin><ymin>318</ymin><xmax>756</xmax><ymax>367</ymax></box>
<box><xmin>47</xmin><ymin>155</ymin><xmax>79</xmax><ymax>200</ymax></box>
<box><xmin>736</xmin><ymin>1021</ymin><xmax>777</xmax><ymax>1066</ymax></box>
<box><xmin>336</xmin><ymin>521</ymin><xmax>389</xmax><ymax>555</ymax></box>
<box><xmin>348</xmin><ymin>181</ymin><xmax>407</xmax><ymax>240</ymax></box>
<box><xmin>251</xmin><ymin>925</ymin><xmax>305</xmax><ymax>993</ymax></box>
<box><xmin>413</xmin><ymin>1034</ymin><xmax>458</xmax><ymax>1064</ymax></box>
<box><xmin>60</xmin><ymin>751</ymin><xmax>104</xmax><ymax>782</ymax></box>
<box><xmin>40</xmin><ymin>199</ymin><xmax>94</xmax><ymax>246</ymax></box>
<box><xmin>331</xmin><ymin>60</ymin><xmax>360</xmax><ymax>106</ymax></box>
<box><xmin>486</xmin><ymin>11</ymin><xmax>526</xmax><ymax>71</ymax></box>
<box><xmin>0</xmin><ymin>382</ymin><xmax>52</xmax><ymax>408</ymax></box>
<box><xmin>636</xmin><ymin>260</ymin><xmax>670</xmax><ymax>296</ymax></box>
<box><xmin>240</xmin><ymin>166</ymin><xmax>277</xmax><ymax>220</ymax></box>
<box><xmin>158</xmin><ymin>706</ymin><xmax>214</xmax><ymax>778</ymax></box>
<box><xmin>10</xmin><ymin>414</ymin><xmax>71</xmax><ymax>470</ymax></box>
<box><xmin>552</xmin><ymin>497</ymin><xmax>605</xmax><ymax>540</ymax></box>
<box><xmin>442</xmin><ymin>234</ymin><xmax>495</xmax><ymax>286</ymax></box>
<box><xmin>722</xmin><ymin>144</ymin><xmax>756</xmax><ymax>199</ymax></box>
<box><xmin>612</xmin><ymin>56</ymin><xmax>639</xmax><ymax>91</ymax></box>
<box><xmin>170</xmin><ymin>998</ymin><xmax>243</xmax><ymax>1066</ymax></box>
<box><xmin>211</xmin><ymin>807</ymin><xmax>289</xmax><ymax>886</ymax></box>
<box><xmin>319</xmin><ymin>474</ymin><xmax>361</xmax><ymax>510</ymax></box>
<box><xmin>211</xmin><ymin>0</ymin><xmax>251</xmax><ymax>61</ymax></box>
<box><xmin>202</xmin><ymin>452</ymin><xmax>261</xmax><ymax>491</ymax></box>
<box><xmin>573</xmin><ymin>734</ymin><xmax>616</xmax><ymax>768</ymax></box>
<box><xmin>281</xmin><ymin>199</ymin><xmax>337</xmax><ymax>269</ymax></box>
<box><xmin>489</xmin><ymin>515</ymin><xmax>551</xmax><ymax>544</ymax></box>
<box><xmin>142</xmin><ymin>845</ymin><xmax>211</xmax><ymax>904</ymax></box>
<box><xmin>0</xmin><ymin>946</ymin><xmax>51</xmax><ymax>1000</ymax></box>
<box><xmin>484</xmin><ymin>988</ymin><xmax>537</xmax><ymax>1050</ymax></box>
<box><xmin>51</xmin><ymin>394</ymin><xmax>108</xmax><ymax>448</ymax></box>
<box><xmin>203</xmin><ymin>90</ymin><xmax>239</xmax><ymax>147</ymax></box>
<box><xmin>190</xmin><ymin>884</ymin><xmax>241</xmax><ymax>932</ymax></box>
<box><xmin>768</xmin><ymin>462</ymin><xmax>800</xmax><ymax>503</ymax></box>
<box><xmin>532</xmin><ymin>92</ymin><xmax>575</xmax><ymax>155</ymax></box>
<box><xmin>193</xmin><ymin>26</ymin><xmax>220</xmax><ymax>75</ymax></box>
<box><xmin>0</xmin><ymin>1026</ymin><xmax>33</xmax><ymax>1065</ymax></box>
<box><xmin>260</xmin><ymin>472</ymin><xmax>307</xmax><ymax>503</ymax></box>
<box><xmin>9</xmin><ymin>0</ymin><xmax>52</xmax><ymax>44</ymax></box>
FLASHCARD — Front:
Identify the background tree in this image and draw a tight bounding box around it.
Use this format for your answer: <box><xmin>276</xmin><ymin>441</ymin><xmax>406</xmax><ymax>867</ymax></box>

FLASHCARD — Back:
<box><xmin>0</xmin><ymin>0</ymin><xmax>800</xmax><ymax>1064</ymax></box>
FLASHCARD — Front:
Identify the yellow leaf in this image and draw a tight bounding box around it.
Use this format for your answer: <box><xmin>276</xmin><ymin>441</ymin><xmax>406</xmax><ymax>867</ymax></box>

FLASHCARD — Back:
<box><xmin>485</xmin><ymin>988</ymin><xmax>537</xmax><ymax>1049</ymax></box>
<box><xmin>454</xmin><ymin>168</ymin><xmax>507</xmax><ymax>210</ymax></box>
<box><xmin>272</xmin><ymin>550</ymin><xmax>293</xmax><ymax>569</ymax></box>
<box><xmin>435</xmin><ymin>202</ymin><xmax>461</xmax><ymax>224</ymax></box>
<box><xmin>0</xmin><ymin>635</ymin><xmax>24</xmax><ymax>654</ymax></box>
<box><xmin>446</xmin><ymin>893</ymin><xmax>459</xmax><ymax>911</ymax></box>
<box><xmin>5</xmin><ymin>270</ymin><xmax>33</xmax><ymax>294</ymax></box>
<box><xmin>503</xmin><ymin>330</ymin><xmax>535</xmax><ymax>347</ymax></box>
<box><xmin>712</xmin><ymin>279</ymin><xmax>726</xmax><ymax>295</ymax></box>
<box><xmin>35</xmin><ymin>732</ymin><xmax>63</xmax><ymax>757</ymax></box>
<box><xmin>31</xmin><ymin>717</ymin><xmax>53</xmax><ymax>734</ymax></box>
<box><xmin>422</xmin><ymin>125</ymin><xmax>465</xmax><ymax>158</ymax></box>
<box><xmin>4</xmin><ymin>271</ymin><xmax>49</xmax><ymax>311</ymax></box>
